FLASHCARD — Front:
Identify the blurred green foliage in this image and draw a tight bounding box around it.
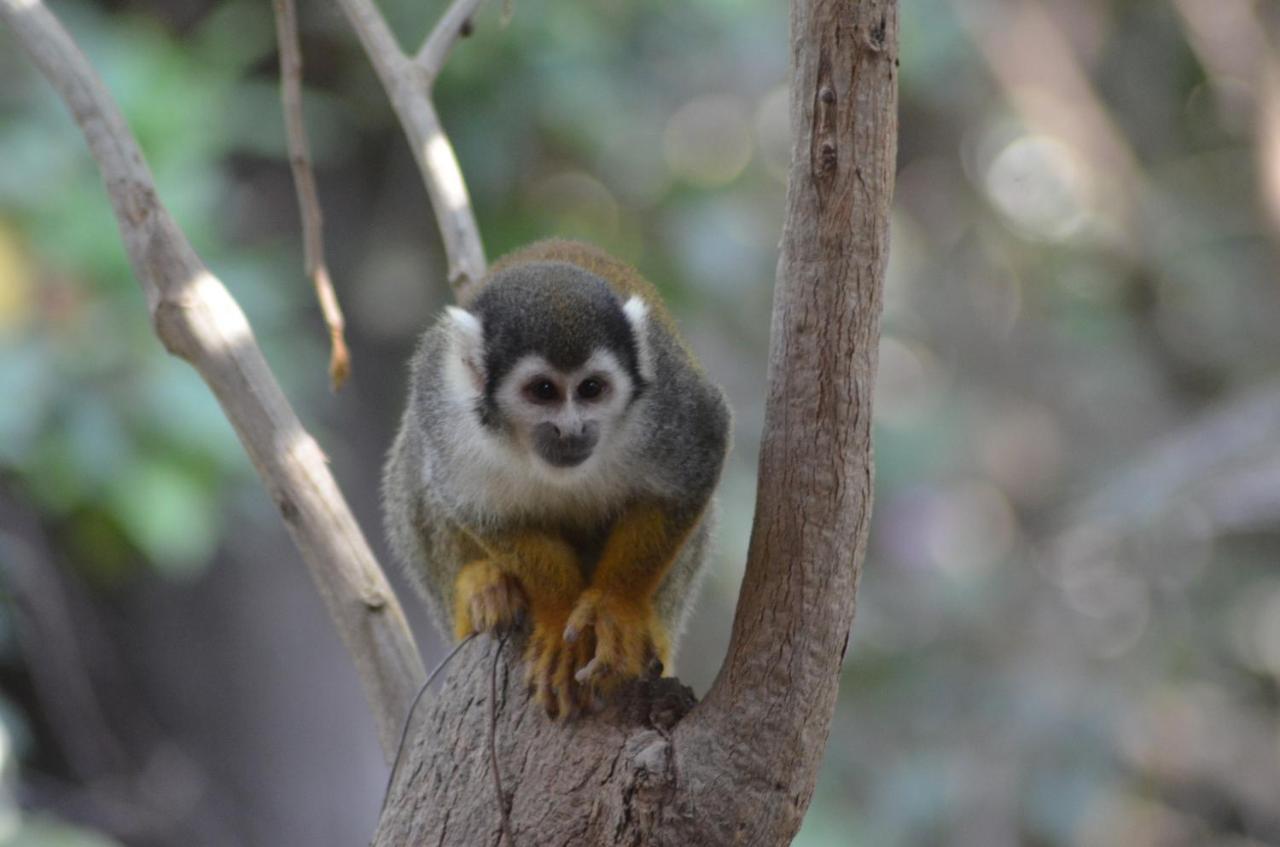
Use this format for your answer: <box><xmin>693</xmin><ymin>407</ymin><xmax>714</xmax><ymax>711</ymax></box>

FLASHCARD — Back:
<box><xmin>2</xmin><ymin>0</ymin><xmax>1280</xmax><ymax>844</ymax></box>
<box><xmin>0</xmin><ymin>1</ymin><xmax>287</xmax><ymax>578</ymax></box>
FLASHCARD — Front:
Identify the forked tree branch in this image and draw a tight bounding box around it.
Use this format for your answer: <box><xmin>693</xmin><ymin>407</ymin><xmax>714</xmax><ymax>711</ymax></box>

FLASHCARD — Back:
<box><xmin>374</xmin><ymin>0</ymin><xmax>898</xmax><ymax>842</ymax></box>
<box><xmin>0</xmin><ymin>0</ymin><xmax>424</xmax><ymax>760</ymax></box>
<box><xmin>272</xmin><ymin>0</ymin><xmax>351</xmax><ymax>390</ymax></box>
<box><xmin>414</xmin><ymin>0</ymin><xmax>488</xmax><ymax>80</ymax></box>
<box><xmin>332</xmin><ymin>0</ymin><xmax>488</xmax><ymax>298</ymax></box>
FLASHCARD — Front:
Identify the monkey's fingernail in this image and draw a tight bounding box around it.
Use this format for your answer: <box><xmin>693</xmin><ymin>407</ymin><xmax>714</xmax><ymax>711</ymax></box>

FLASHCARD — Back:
<box><xmin>575</xmin><ymin>658</ymin><xmax>603</xmax><ymax>683</ymax></box>
<box><xmin>647</xmin><ymin>658</ymin><xmax>664</xmax><ymax>678</ymax></box>
<box><xmin>563</xmin><ymin>626</ymin><xmax>579</xmax><ymax>644</ymax></box>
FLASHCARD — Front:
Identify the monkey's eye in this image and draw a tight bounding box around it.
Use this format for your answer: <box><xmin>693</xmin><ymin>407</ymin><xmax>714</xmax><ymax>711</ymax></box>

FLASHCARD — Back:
<box><xmin>577</xmin><ymin>378</ymin><xmax>607</xmax><ymax>401</ymax></box>
<box><xmin>524</xmin><ymin>378</ymin><xmax>561</xmax><ymax>404</ymax></box>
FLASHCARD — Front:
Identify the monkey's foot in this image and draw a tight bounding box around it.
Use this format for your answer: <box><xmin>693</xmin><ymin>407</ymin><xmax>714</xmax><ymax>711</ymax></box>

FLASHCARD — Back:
<box><xmin>453</xmin><ymin>560</ymin><xmax>528</xmax><ymax>641</ymax></box>
<box><xmin>563</xmin><ymin>589</ymin><xmax>670</xmax><ymax>689</ymax></box>
<box><xmin>525</xmin><ymin>610</ymin><xmax>595</xmax><ymax>720</ymax></box>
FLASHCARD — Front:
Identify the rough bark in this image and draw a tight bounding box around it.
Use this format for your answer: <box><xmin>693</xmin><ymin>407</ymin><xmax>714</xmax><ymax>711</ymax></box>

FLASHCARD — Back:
<box><xmin>373</xmin><ymin>0</ymin><xmax>898</xmax><ymax>842</ymax></box>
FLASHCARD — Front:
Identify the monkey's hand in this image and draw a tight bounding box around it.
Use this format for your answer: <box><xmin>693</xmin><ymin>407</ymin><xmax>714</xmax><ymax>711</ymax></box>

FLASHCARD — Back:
<box><xmin>564</xmin><ymin>588</ymin><xmax>670</xmax><ymax>688</ymax></box>
<box><xmin>453</xmin><ymin>560</ymin><xmax>528</xmax><ymax>641</ymax></box>
<box><xmin>525</xmin><ymin>603</ymin><xmax>595</xmax><ymax>720</ymax></box>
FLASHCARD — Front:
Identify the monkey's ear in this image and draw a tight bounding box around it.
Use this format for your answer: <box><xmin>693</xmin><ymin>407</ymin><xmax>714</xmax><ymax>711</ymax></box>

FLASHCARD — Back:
<box><xmin>444</xmin><ymin>306</ymin><xmax>485</xmax><ymax>394</ymax></box>
<box><xmin>622</xmin><ymin>296</ymin><xmax>655</xmax><ymax>384</ymax></box>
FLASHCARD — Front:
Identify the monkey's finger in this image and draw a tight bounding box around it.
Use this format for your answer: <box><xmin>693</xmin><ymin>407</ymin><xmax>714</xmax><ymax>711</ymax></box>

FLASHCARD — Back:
<box><xmin>523</xmin><ymin>641</ymin><xmax>541</xmax><ymax>693</ymax></box>
<box><xmin>630</xmin><ymin>634</ymin><xmax>658</xmax><ymax>679</ymax></box>
<box><xmin>563</xmin><ymin>613</ymin><xmax>593</xmax><ymax>645</ymax></box>
<box><xmin>555</xmin><ymin>649</ymin><xmax>580</xmax><ymax>719</ymax></box>
<box><xmin>574</xmin><ymin>656</ymin><xmax>609</xmax><ymax>684</ymax></box>
<box><xmin>525</xmin><ymin>633</ymin><xmax>552</xmax><ymax>696</ymax></box>
<box><xmin>501</xmin><ymin>578</ymin><xmax>528</xmax><ymax>625</ymax></box>
<box><xmin>646</xmin><ymin>653</ymin><xmax>664</xmax><ymax>680</ymax></box>
<box><xmin>564</xmin><ymin>598</ymin><xmax>603</xmax><ymax>645</ymax></box>
<box><xmin>568</xmin><ymin>630</ymin><xmax>597</xmax><ymax>711</ymax></box>
<box><xmin>469</xmin><ymin>596</ymin><xmax>490</xmax><ymax>632</ymax></box>
<box><xmin>535</xmin><ymin>673</ymin><xmax>558</xmax><ymax>719</ymax></box>
<box><xmin>542</xmin><ymin>643</ymin><xmax>566</xmax><ymax>718</ymax></box>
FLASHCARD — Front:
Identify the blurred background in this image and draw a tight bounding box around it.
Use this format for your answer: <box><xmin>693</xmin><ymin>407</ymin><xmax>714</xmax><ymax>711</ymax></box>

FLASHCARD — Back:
<box><xmin>1</xmin><ymin>0</ymin><xmax>1279</xmax><ymax>844</ymax></box>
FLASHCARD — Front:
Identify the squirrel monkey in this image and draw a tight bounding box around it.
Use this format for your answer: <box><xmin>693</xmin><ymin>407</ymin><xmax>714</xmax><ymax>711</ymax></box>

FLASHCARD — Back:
<box><xmin>382</xmin><ymin>239</ymin><xmax>729</xmax><ymax>718</ymax></box>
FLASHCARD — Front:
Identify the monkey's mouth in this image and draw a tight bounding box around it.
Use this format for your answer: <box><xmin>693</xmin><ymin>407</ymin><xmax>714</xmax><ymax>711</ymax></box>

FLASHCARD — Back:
<box><xmin>537</xmin><ymin>443</ymin><xmax>594</xmax><ymax>469</ymax></box>
<box><xmin>531</xmin><ymin>423</ymin><xmax>599</xmax><ymax>469</ymax></box>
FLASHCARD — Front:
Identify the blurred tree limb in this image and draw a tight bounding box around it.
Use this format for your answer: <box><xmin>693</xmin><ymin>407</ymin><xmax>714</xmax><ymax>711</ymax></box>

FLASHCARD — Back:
<box><xmin>949</xmin><ymin>0</ymin><xmax>1144</xmax><ymax>249</ymax></box>
<box><xmin>1171</xmin><ymin>0</ymin><xmax>1280</xmax><ymax>247</ymax></box>
<box><xmin>0</xmin><ymin>0</ymin><xmax>425</xmax><ymax>761</ymax></box>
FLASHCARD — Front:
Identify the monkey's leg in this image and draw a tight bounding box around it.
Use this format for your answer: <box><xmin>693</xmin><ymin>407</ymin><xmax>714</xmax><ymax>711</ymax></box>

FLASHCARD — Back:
<box><xmin>565</xmin><ymin>502</ymin><xmax>695</xmax><ymax>688</ymax></box>
<box><xmin>452</xmin><ymin>560</ymin><xmax>528</xmax><ymax>640</ymax></box>
<box><xmin>460</xmin><ymin>532</ymin><xmax>595</xmax><ymax>718</ymax></box>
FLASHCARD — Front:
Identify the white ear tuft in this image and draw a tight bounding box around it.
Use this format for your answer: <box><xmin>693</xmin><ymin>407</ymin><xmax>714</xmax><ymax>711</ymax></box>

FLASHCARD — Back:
<box><xmin>622</xmin><ymin>296</ymin><xmax>655</xmax><ymax>383</ymax></box>
<box><xmin>446</xmin><ymin>306</ymin><xmax>483</xmax><ymax>343</ymax></box>
<box><xmin>444</xmin><ymin>306</ymin><xmax>485</xmax><ymax>394</ymax></box>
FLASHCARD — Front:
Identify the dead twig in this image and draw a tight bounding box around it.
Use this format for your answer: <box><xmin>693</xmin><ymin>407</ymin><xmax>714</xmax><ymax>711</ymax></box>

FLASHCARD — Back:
<box><xmin>272</xmin><ymin>0</ymin><xmax>351</xmax><ymax>390</ymax></box>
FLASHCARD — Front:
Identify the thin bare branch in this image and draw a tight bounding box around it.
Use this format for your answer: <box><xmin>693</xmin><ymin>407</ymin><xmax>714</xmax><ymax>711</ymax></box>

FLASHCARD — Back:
<box><xmin>414</xmin><ymin>0</ymin><xmax>486</xmax><ymax>82</ymax></box>
<box><xmin>332</xmin><ymin>0</ymin><xmax>487</xmax><ymax>298</ymax></box>
<box><xmin>272</xmin><ymin>0</ymin><xmax>351</xmax><ymax>390</ymax></box>
<box><xmin>0</xmin><ymin>0</ymin><xmax>425</xmax><ymax>760</ymax></box>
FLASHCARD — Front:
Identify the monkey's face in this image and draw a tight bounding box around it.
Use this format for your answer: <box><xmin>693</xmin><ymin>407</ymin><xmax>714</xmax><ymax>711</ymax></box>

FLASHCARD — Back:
<box><xmin>490</xmin><ymin>350</ymin><xmax>639</xmax><ymax>471</ymax></box>
<box><xmin>439</xmin><ymin>265</ymin><xmax>654</xmax><ymax>480</ymax></box>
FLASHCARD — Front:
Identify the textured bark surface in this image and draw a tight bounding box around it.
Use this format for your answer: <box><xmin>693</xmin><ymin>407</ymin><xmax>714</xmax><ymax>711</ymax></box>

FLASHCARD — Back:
<box><xmin>374</xmin><ymin>0</ymin><xmax>898</xmax><ymax>842</ymax></box>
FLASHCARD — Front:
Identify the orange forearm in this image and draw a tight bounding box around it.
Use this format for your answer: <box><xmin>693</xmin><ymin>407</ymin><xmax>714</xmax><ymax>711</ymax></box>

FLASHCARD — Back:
<box><xmin>589</xmin><ymin>502</ymin><xmax>693</xmax><ymax>600</ymax></box>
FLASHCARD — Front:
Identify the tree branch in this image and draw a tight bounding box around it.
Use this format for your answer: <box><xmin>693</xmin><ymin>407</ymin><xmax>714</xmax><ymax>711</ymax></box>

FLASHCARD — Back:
<box><xmin>272</xmin><ymin>0</ymin><xmax>351</xmax><ymax>390</ymax></box>
<box><xmin>331</xmin><ymin>0</ymin><xmax>488</xmax><ymax>297</ymax></box>
<box><xmin>375</xmin><ymin>0</ymin><xmax>898</xmax><ymax>841</ymax></box>
<box><xmin>414</xmin><ymin>0</ymin><xmax>487</xmax><ymax>81</ymax></box>
<box><xmin>673</xmin><ymin>0</ymin><xmax>897</xmax><ymax>838</ymax></box>
<box><xmin>0</xmin><ymin>0</ymin><xmax>424</xmax><ymax>760</ymax></box>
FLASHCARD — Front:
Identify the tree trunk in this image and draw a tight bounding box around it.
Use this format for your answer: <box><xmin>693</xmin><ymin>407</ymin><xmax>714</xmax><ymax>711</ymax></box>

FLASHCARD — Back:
<box><xmin>373</xmin><ymin>0</ymin><xmax>899</xmax><ymax>842</ymax></box>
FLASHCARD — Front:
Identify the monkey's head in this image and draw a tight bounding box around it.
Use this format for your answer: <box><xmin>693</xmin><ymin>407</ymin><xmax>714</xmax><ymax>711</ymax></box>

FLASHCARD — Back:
<box><xmin>441</xmin><ymin>261</ymin><xmax>654</xmax><ymax>474</ymax></box>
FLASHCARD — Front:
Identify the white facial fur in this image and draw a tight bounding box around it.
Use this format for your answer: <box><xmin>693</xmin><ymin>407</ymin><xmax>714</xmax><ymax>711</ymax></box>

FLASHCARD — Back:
<box><xmin>432</xmin><ymin>305</ymin><xmax>650</xmax><ymax>523</ymax></box>
<box><xmin>492</xmin><ymin>349</ymin><xmax>637</xmax><ymax>464</ymax></box>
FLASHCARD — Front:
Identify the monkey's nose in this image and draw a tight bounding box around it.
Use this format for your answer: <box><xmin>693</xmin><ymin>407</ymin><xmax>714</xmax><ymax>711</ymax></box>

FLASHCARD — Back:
<box><xmin>550</xmin><ymin>421</ymin><xmax>590</xmax><ymax>441</ymax></box>
<box><xmin>534</xmin><ymin>421</ymin><xmax>598</xmax><ymax>468</ymax></box>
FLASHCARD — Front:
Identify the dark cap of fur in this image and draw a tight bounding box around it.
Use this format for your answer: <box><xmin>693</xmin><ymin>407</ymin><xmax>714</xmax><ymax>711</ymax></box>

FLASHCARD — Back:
<box><xmin>470</xmin><ymin>261</ymin><xmax>646</xmax><ymax>416</ymax></box>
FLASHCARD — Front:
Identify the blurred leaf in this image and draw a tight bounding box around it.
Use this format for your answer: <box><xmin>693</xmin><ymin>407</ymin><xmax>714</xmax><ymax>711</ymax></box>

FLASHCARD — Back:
<box><xmin>107</xmin><ymin>462</ymin><xmax>219</xmax><ymax>576</ymax></box>
<box><xmin>0</xmin><ymin>816</ymin><xmax>125</xmax><ymax>847</ymax></box>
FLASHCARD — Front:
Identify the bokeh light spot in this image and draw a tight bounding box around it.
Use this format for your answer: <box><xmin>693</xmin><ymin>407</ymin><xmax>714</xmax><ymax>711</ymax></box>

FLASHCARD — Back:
<box><xmin>663</xmin><ymin>95</ymin><xmax>753</xmax><ymax>187</ymax></box>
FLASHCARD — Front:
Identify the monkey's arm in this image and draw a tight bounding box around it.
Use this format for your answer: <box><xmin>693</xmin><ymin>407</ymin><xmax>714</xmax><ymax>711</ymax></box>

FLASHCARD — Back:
<box><xmin>564</xmin><ymin>500</ymin><xmax>700</xmax><ymax>682</ymax></box>
<box><xmin>453</xmin><ymin>528</ymin><xmax>582</xmax><ymax>635</ymax></box>
<box><xmin>453</xmin><ymin>526</ymin><xmax>596</xmax><ymax>717</ymax></box>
